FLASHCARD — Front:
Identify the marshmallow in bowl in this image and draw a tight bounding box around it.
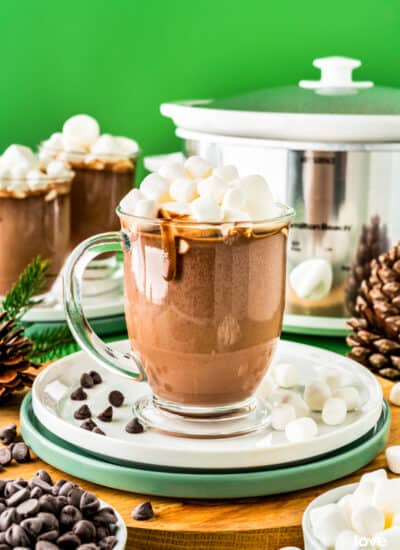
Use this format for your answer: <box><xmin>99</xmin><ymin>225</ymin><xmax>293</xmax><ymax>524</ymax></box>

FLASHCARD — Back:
<box><xmin>141</xmin><ymin>173</ymin><xmax>170</xmax><ymax>202</ymax></box>
<box><xmin>213</xmin><ymin>164</ymin><xmax>239</xmax><ymax>183</ymax></box>
<box><xmin>119</xmin><ymin>188</ymin><xmax>143</xmax><ymax>214</ymax></box>
<box><xmin>184</xmin><ymin>155</ymin><xmax>212</xmax><ymax>179</ymax></box>
<box><xmin>190</xmin><ymin>196</ymin><xmax>223</xmax><ymax>222</ymax></box>
<box><xmin>197</xmin><ymin>175</ymin><xmax>228</xmax><ymax>202</ymax></box>
<box><xmin>170</xmin><ymin>178</ymin><xmax>197</xmax><ymax>202</ymax></box>
<box><xmin>159</xmin><ymin>161</ymin><xmax>185</xmax><ymax>182</ymax></box>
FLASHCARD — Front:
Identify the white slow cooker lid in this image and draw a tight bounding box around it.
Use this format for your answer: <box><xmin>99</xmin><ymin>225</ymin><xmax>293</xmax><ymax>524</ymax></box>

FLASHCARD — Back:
<box><xmin>161</xmin><ymin>56</ymin><xmax>400</xmax><ymax>143</ymax></box>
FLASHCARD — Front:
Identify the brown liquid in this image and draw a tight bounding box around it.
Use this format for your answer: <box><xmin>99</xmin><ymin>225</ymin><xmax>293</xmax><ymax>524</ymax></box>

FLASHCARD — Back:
<box><xmin>122</xmin><ymin>221</ymin><xmax>288</xmax><ymax>407</ymax></box>
<box><xmin>0</xmin><ymin>190</ymin><xmax>70</xmax><ymax>295</ymax></box>
<box><xmin>70</xmin><ymin>166</ymin><xmax>135</xmax><ymax>249</ymax></box>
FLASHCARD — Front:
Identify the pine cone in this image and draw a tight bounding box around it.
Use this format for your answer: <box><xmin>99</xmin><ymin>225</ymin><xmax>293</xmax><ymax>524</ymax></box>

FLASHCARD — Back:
<box><xmin>345</xmin><ymin>215</ymin><xmax>389</xmax><ymax>316</ymax></box>
<box><xmin>0</xmin><ymin>311</ymin><xmax>38</xmax><ymax>401</ymax></box>
<box><xmin>347</xmin><ymin>243</ymin><xmax>400</xmax><ymax>380</ymax></box>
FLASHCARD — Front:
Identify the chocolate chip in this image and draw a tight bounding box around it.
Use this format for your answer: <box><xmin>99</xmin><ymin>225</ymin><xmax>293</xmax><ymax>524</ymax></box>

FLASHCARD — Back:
<box><xmin>31</xmin><ymin>477</ymin><xmax>53</xmax><ymax>494</ymax></box>
<box><xmin>0</xmin><ymin>504</ymin><xmax>5</xmax><ymax>516</ymax></box>
<box><xmin>89</xmin><ymin>371</ymin><xmax>102</xmax><ymax>385</ymax></box>
<box><xmin>39</xmin><ymin>494</ymin><xmax>58</xmax><ymax>514</ymax></box>
<box><xmin>108</xmin><ymin>391</ymin><xmax>124</xmax><ymax>407</ymax></box>
<box><xmin>96</xmin><ymin>525</ymin><xmax>110</xmax><ymax>540</ymax></box>
<box><xmin>31</xmin><ymin>487</ymin><xmax>43</xmax><ymax>499</ymax></box>
<box><xmin>37</xmin><ymin>529</ymin><xmax>59</xmax><ymax>542</ymax></box>
<box><xmin>60</xmin><ymin>505</ymin><xmax>82</xmax><ymax>529</ymax></box>
<box><xmin>92</xmin><ymin>427</ymin><xmax>105</xmax><ymax>436</ymax></box>
<box><xmin>58</xmin><ymin>481</ymin><xmax>76</xmax><ymax>497</ymax></box>
<box><xmin>11</xmin><ymin>442</ymin><xmax>31</xmax><ymax>463</ymax></box>
<box><xmin>97</xmin><ymin>407</ymin><xmax>112</xmax><ymax>423</ymax></box>
<box><xmin>0</xmin><ymin>508</ymin><xmax>17</xmax><ymax>531</ymax></box>
<box><xmin>71</xmin><ymin>387</ymin><xmax>88</xmax><ymax>401</ymax></box>
<box><xmin>78</xmin><ymin>544</ymin><xmax>98</xmax><ymax>550</ymax></box>
<box><xmin>0</xmin><ymin>544</ymin><xmax>10</xmax><ymax>550</ymax></box>
<box><xmin>80</xmin><ymin>420</ymin><xmax>97</xmax><ymax>431</ymax></box>
<box><xmin>4</xmin><ymin>481</ymin><xmax>23</xmax><ymax>498</ymax></box>
<box><xmin>16</xmin><ymin>497</ymin><xmax>40</xmax><ymax>518</ymax></box>
<box><xmin>14</xmin><ymin>546</ymin><xmax>31</xmax><ymax>550</ymax></box>
<box><xmin>0</xmin><ymin>425</ymin><xmax>16</xmax><ymax>445</ymax></box>
<box><xmin>5</xmin><ymin>524</ymin><xmax>30</xmax><ymax>547</ymax></box>
<box><xmin>6</xmin><ymin>487</ymin><xmax>30</xmax><ymax>507</ymax></box>
<box><xmin>37</xmin><ymin>511</ymin><xmax>59</xmax><ymax>532</ymax></box>
<box><xmin>56</xmin><ymin>496</ymin><xmax>68</xmax><ymax>512</ymax></box>
<box><xmin>20</xmin><ymin>516</ymin><xmax>43</xmax><ymax>536</ymax></box>
<box><xmin>80</xmin><ymin>493</ymin><xmax>100</xmax><ymax>516</ymax></box>
<box><xmin>74</xmin><ymin>405</ymin><xmax>91</xmax><ymax>420</ymax></box>
<box><xmin>58</xmin><ymin>531</ymin><xmax>81</xmax><ymax>549</ymax></box>
<box><xmin>0</xmin><ymin>449</ymin><xmax>11</xmax><ymax>467</ymax></box>
<box><xmin>36</xmin><ymin>543</ymin><xmax>59</xmax><ymax>550</ymax></box>
<box><xmin>93</xmin><ymin>507</ymin><xmax>117</xmax><ymax>525</ymax></box>
<box><xmin>99</xmin><ymin>535</ymin><xmax>117</xmax><ymax>549</ymax></box>
<box><xmin>73</xmin><ymin>520</ymin><xmax>96</xmax><ymax>542</ymax></box>
<box><xmin>132</xmin><ymin>501</ymin><xmax>154</xmax><ymax>520</ymax></box>
<box><xmin>36</xmin><ymin>470</ymin><xmax>53</xmax><ymax>486</ymax></box>
<box><xmin>68</xmin><ymin>488</ymin><xmax>84</xmax><ymax>508</ymax></box>
<box><xmin>52</xmin><ymin>479</ymin><xmax>67</xmax><ymax>496</ymax></box>
<box><xmin>80</xmin><ymin>373</ymin><xmax>94</xmax><ymax>389</ymax></box>
<box><xmin>125</xmin><ymin>418</ymin><xmax>144</xmax><ymax>434</ymax></box>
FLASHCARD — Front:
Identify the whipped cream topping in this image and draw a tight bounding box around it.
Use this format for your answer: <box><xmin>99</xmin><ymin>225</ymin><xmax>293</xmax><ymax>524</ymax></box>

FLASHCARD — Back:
<box><xmin>119</xmin><ymin>155</ymin><xmax>281</xmax><ymax>223</ymax></box>
<box><xmin>40</xmin><ymin>114</ymin><xmax>139</xmax><ymax>165</ymax></box>
<box><xmin>0</xmin><ymin>144</ymin><xmax>73</xmax><ymax>195</ymax></box>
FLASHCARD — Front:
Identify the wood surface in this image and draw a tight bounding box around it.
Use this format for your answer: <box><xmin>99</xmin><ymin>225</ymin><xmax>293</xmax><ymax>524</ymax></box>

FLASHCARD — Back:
<box><xmin>0</xmin><ymin>378</ymin><xmax>397</xmax><ymax>550</ymax></box>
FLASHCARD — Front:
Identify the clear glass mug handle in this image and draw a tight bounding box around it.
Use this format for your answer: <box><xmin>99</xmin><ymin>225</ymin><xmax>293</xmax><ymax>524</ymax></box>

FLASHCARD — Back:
<box><xmin>63</xmin><ymin>232</ymin><xmax>146</xmax><ymax>381</ymax></box>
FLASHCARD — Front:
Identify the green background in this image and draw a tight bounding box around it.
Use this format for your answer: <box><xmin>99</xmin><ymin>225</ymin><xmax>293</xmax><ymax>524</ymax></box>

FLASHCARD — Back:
<box><xmin>1</xmin><ymin>0</ymin><xmax>399</xmax><ymax>163</ymax></box>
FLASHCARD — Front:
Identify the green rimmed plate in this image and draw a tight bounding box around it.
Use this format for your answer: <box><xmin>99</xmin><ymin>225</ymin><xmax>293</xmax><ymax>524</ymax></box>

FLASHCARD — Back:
<box><xmin>21</xmin><ymin>393</ymin><xmax>390</xmax><ymax>499</ymax></box>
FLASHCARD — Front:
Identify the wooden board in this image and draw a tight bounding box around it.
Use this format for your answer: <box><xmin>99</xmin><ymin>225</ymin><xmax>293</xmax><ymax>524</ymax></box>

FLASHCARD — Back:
<box><xmin>0</xmin><ymin>378</ymin><xmax>397</xmax><ymax>550</ymax></box>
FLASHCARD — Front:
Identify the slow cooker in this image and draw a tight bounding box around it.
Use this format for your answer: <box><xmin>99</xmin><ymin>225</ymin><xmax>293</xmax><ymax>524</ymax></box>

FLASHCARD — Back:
<box><xmin>161</xmin><ymin>56</ymin><xmax>400</xmax><ymax>336</ymax></box>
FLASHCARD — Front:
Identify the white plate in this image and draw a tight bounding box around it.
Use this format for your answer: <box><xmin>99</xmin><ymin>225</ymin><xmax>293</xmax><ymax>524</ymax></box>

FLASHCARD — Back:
<box><xmin>98</xmin><ymin>498</ymin><xmax>127</xmax><ymax>550</ymax></box>
<box><xmin>161</xmin><ymin>100</ymin><xmax>400</xmax><ymax>143</ymax></box>
<box><xmin>32</xmin><ymin>340</ymin><xmax>382</xmax><ymax>471</ymax></box>
<box><xmin>283</xmin><ymin>313</ymin><xmax>348</xmax><ymax>337</ymax></box>
<box><xmin>302</xmin><ymin>482</ymin><xmax>358</xmax><ymax>550</ymax></box>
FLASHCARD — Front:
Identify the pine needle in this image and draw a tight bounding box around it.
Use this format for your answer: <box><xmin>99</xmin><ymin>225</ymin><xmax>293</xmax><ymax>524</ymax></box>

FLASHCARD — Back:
<box><xmin>1</xmin><ymin>257</ymin><xmax>50</xmax><ymax>321</ymax></box>
<box><xmin>27</xmin><ymin>325</ymin><xmax>76</xmax><ymax>362</ymax></box>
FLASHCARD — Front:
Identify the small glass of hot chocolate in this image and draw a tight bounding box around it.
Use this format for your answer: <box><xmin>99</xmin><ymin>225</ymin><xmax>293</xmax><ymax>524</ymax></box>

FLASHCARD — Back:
<box><xmin>0</xmin><ymin>145</ymin><xmax>73</xmax><ymax>296</ymax></box>
<box><xmin>64</xmin><ymin>156</ymin><xmax>295</xmax><ymax>437</ymax></box>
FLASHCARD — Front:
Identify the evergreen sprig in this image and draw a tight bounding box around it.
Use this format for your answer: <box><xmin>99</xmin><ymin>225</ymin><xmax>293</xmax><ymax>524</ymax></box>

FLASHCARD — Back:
<box><xmin>27</xmin><ymin>325</ymin><xmax>76</xmax><ymax>362</ymax></box>
<box><xmin>1</xmin><ymin>256</ymin><xmax>50</xmax><ymax>321</ymax></box>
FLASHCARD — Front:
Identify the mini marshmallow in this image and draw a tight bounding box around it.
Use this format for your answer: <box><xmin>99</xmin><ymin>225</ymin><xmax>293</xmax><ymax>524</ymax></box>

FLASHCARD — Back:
<box><xmin>386</xmin><ymin>446</ymin><xmax>400</xmax><ymax>474</ymax></box>
<box><xmin>141</xmin><ymin>173</ymin><xmax>170</xmax><ymax>202</ymax></box>
<box><xmin>290</xmin><ymin>258</ymin><xmax>333</xmax><ymax>300</ymax></box>
<box><xmin>389</xmin><ymin>382</ymin><xmax>400</xmax><ymax>406</ymax></box>
<box><xmin>271</xmin><ymin>389</ymin><xmax>310</xmax><ymax>418</ymax></box>
<box><xmin>170</xmin><ymin>178</ymin><xmax>197</xmax><ymax>203</ymax></box>
<box><xmin>373</xmin><ymin>479</ymin><xmax>400</xmax><ymax>514</ymax></box>
<box><xmin>119</xmin><ymin>188</ymin><xmax>143</xmax><ymax>214</ymax></box>
<box><xmin>272</xmin><ymin>363</ymin><xmax>299</xmax><ymax>389</ymax></box>
<box><xmin>160</xmin><ymin>201</ymin><xmax>191</xmax><ymax>216</ymax></box>
<box><xmin>240</xmin><ymin>174</ymin><xmax>276</xmax><ymax>220</ymax></box>
<box><xmin>91</xmin><ymin>134</ymin><xmax>121</xmax><ymax>157</ymax></box>
<box><xmin>304</xmin><ymin>380</ymin><xmax>332</xmax><ymax>411</ymax></box>
<box><xmin>222</xmin><ymin>187</ymin><xmax>246</xmax><ymax>210</ymax></box>
<box><xmin>133</xmin><ymin>199</ymin><xmax>159</xmax><ymax>219</ymax></box>
<box><xmin>322</xmin><ymin>397</ymin><xmax>347</xmax><ymax>426</ymax></box>
<box><xmin>311</xmin><ymin>503</ymin><xmax>348</xmax><ymax>547</ymax></box>
<box><xmin>212</xmin><ymin>165</ymin><xmax>239</xmax><ymax>183</ymax></box>
<box><xmin>334</xmin><ymin>530</ymin><xmax>364</xmax><ymax>550</ymax></box>
<box><xmin>337</xmin><ymin>494</ymin><xmax>354</xmax><ymax>528</ymax></box>
<box><xmin>271</xmin><ymin>403</ymin><xmax>296</xmax><ymax>431</ymax></box>
<box><xmin>351</xmin><ymin>504</ymin><xmax>385</xmax><ymax>537</ymax></box>
<box><xmin>285</xmin><ymin>417</ymin><xmax>318</xmax><ymax>443</ymax></box>
<box><xmin>1</xmin><ymin>144</ymin><xmax>37</xmax><ymax>168</ymax></box>
<box><xmin>197</xmin><ymin>175</ymin><xmax>228</xmax><ymax>202</ymax></box>
<box><xmin>114</xmin><ymin>136</ymin><xmax>139</xmax><ymax>155</ymax></box>
<box><xmin>62</xmin><ymin>114</ymin><xmax>100</xmax><ymax>148</ymax></box>
<box><xmin>46</xmin><ymin>160</ymin><xmax>71</xmax><ymax>179</ymax></box>
<box><xmin>10</xmin><ymin>161</ymin><xmax>30</xmax><ymax>179</ymax></box>
<box><xmin>223</xmin><ymin>208</ymin><xmax>250</xmax><ymax>222</ymax></box>
<box><xmin>374</xmin><ymin>526</ymin><xmax>400</xmax><ymax>550</ymax></box>
<box><xmin>44</xmin><ymin>132</ymin><xmax>63</xmax><ymax>150</ymax></box>
<box><xmin>353</xmin><ymin>481</ymin><xmax>375</xmax><ymax>509</ymax></box>
<box><xmin>27</xmin><ymin>170</ymin><xmax>48</xmax><ymax>190</ymax></box>
<box><xmin>189</xmin><ymin>196</ymin><xmax>223</xmax><ymax>222</ymax></box>
<box><xmin>159</xmin><ymin>161</ymin><xmax>185</xmax><ymax>182</ymax></box>
<box><xmin>184</xmin><ymin>156</ymin><xmax>212</xmax><ymax>180</ymax></box>
<box><xmin>320</xmin><ymin>368</ymin><xmax>344</xmax><ymax>391</ymax></box>
<box><xmin>360</xmin><ymin>469</ymin><xmax>387</xmax><ymax>487</ymax></box>
<box><xmin>333</xmin><ymin>386</ymin><xmax>361</xmax><ymax>411</ymax></box>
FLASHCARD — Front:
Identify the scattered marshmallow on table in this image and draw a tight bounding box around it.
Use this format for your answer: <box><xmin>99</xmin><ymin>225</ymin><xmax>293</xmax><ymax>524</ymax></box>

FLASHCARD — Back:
<box><xmin>285</xmin><ymin>417</ymin><xmax>318</xmax><ymax>443</ymax></box>
<box><xmin>304</xmin><ymin>380</ymin><xmax>331</xmax><ymax>411</ymax></box>
<box><xmin>272</xmin><ymin>362</ymin><xmax>299</xmax><ymax>389</ymax></box>
<box><xmin>271</xmin><ymin>403</ymin><xmax>297</xmax><ymax>431</ymax></box>
<box><xmin>389</xmin><ymin>382</ymin><xmax>400</xmax><ymax>406</ymax></box>
<box><xmin>322</xmin><ymin>397</ymin><xmax>347</xmax><ymax>426</ymax></box>
<box><xmin>386</xmin><ymin>446</ymin><xmax>400</xmax><ymax>474</ymax></box>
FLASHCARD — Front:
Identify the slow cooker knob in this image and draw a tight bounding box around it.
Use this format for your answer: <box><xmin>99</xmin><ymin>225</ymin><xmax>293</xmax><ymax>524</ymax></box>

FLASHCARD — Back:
<box><xmin>289</xmin><ymin>258</ymin><xmax>333</xmax><ymax>301</ymax></box>
<box><xmin>299</xmin><ymin>56</ymin><xmax>373</xmax><ymax>92</ymax></box>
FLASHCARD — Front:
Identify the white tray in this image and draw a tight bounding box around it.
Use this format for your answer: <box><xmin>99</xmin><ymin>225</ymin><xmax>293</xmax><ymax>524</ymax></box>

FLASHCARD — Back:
<box><xmin>32</xmin><ymin>340</ymin><xmax>382</xmax><ymax>471</ymax></box>
<box><xmin>283</xmin><ymin>313</ymin><xmax>348</xmax><ymax>337</ymax></box>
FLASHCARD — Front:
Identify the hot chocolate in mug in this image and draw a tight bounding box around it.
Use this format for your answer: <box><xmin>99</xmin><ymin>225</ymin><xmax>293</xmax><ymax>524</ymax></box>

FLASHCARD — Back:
<box><xmin>63</xmin><ymin>204</ymin><xmax>294</xmax><ymax>428</ymax></box>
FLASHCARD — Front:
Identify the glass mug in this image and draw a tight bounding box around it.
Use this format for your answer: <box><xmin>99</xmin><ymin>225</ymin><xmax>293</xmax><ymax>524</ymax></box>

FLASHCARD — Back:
<box><xmin>64</xmin><ymin>204</ymin><xmax>294</xmax><ymax>436</ymax></box>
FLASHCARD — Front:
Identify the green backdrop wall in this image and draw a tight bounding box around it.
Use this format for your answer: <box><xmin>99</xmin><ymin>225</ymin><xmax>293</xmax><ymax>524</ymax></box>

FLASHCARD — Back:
<box><xmin>1</xmin><ymin>0</ymin><xmax>400</xmax><ymax>167</ymax></box>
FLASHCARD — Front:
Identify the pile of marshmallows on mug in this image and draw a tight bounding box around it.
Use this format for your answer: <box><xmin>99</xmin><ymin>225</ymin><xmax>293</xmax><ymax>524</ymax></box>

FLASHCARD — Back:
<box><xmin>120</xmin><ymin>155</ymin><xmax>280</xmax><ymax>222</ymax></box>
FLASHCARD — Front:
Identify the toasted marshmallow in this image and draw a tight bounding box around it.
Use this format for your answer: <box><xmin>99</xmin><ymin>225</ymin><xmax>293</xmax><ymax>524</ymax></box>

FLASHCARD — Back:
<box><xmin>190</xmin><ymin>196</ymin><xmax>223</xmax><ymax>222</ymax></box>
<box><xmin>222</xmin><ymin>187</ymin><xmax>246</xmax><ymax>210</ymax></box>
<box><xmin>134</xmin><ymin>199</ymin><xmax>159</xmax><ymax>219</ymax></box>
<box><xmin>119</xmin><ymin>188</ymin><xmax>143</xmax><ymax>215</ymax></box>
<box><xmin>285</xmin><ymin>417</ymin><xmax>318</xmax><ymax>443</ymax></box>
<box><xmin>141</xmin><ymin>173</ymin><xmax>170</xmax><ymax>202</ymax></box>
<box><xmin>161</xmin><ymin>201</ymin><xmax>191</xmax><ymax>216</ymax></box>
<box><xmin>6</xmin><ymin>179</ymin><xmax>30</xmax><ymax>192</ymax></box>
<box><xmin>159</xmin><ymin>161</ymin><xmax>185</xmax><ymax>182</ymax></box>
<box><xmin>322</xmin><ymin>397</ymin><xmax>347</xmax><ymax>426</ymax></box>
<box><xmin>212</xmin><ymin>165</ymin><xmax>239</xmax><ymax>183</ymax></box>
<box><xmin>10</xmin><ymin>161</ymin><xmax>30</xmax><ymax>179</ymax></box>
<box><xmin>170</xmin><ymin>178</ymin><xmax>197</xmax><ymax>203</ymax></box>
<box><xmin>46</xmin><ymin>160</ymin><xmax>71</xmax><ymax>179</ymax></box>
<box><xmin>27</xmin><ymin>170</ymin><xmax>48</xmax><ymax>190</ymax></box>
<box><xmin>62</xmin><ymin>114</ymin><xmax>100</xmax><ymax>148</ymax></box>
<box><xmin>115</xmin><ymin>136</ymin><xmax>139</xmax><ymax>155</ymax></box>
<box><xmin>184</xmin><ymin>156</ymin><xmax>212</xmax><ymax>180</ymax></box>
<box><xmin>197</xmin><ymin>175</ymin><xmax>228</xmax><ymax>202</ymax></box>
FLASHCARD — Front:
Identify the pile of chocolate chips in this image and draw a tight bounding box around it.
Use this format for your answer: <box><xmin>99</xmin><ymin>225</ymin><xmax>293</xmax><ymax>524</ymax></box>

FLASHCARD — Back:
<box><xmin>0</xmin><ymin>471</ymin><xmax>119</xmax><ymax>549</ymax></box>
<box><xmin>0</xmin><ymin>424</ymin><xmax>31</xmax><ymax>470</ymax></box>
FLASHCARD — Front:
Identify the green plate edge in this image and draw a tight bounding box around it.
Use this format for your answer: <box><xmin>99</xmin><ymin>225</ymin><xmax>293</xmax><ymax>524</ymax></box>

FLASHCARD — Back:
<box><xmin>21</xmin><ymin>393</ymin><xmax>390</xmax><ymax>499</ymax></box>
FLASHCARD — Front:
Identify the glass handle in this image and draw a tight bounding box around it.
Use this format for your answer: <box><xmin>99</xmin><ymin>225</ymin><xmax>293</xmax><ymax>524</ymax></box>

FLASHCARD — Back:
<box><xmin>63</xmin><ymin>232</ymin><xmax>146</xmax><ymax>381</ymax></box>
